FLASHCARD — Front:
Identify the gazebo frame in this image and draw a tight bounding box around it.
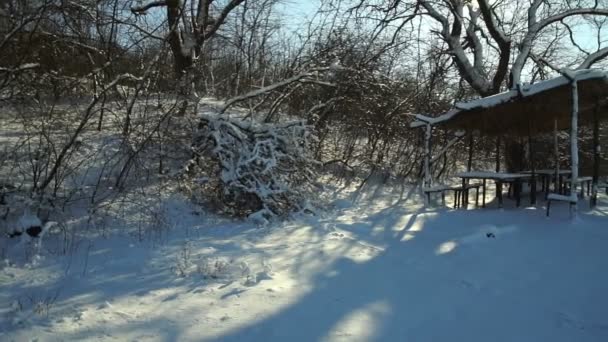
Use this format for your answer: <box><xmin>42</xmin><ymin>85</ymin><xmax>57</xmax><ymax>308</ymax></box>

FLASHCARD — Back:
<box><xmin>411</xmin><ymin>69</ymin><xmax>608</xmax><ymax>213</ymax></box>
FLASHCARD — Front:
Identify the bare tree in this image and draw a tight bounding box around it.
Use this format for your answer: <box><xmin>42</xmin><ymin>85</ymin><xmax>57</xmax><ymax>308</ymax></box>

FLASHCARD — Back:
<box><xmin>130</xmin><ymin>0</ymin><xmax>246</xmax><ymax>81</ymax></box>
<box><xmin>415</xmin><ymin>0</ymin><xmax>608</xmax><ymax>96</ymax></box>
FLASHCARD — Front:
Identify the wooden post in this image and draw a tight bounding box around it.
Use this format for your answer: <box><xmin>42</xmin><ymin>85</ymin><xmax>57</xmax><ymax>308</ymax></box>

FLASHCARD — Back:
<box><xmin>554</xmin><ymin>119</ymin><xmax>560</xmax><ymax>194</ymax></box>
<box><xmin>528</xmin><ymin>122</ymin><xmax>536</xmax><ymax>205</ymax></box>
<box><xmin>591</xmin><ymin>104</ymin><xmax>600</xmax><ymax>207</ymax></box>
<box><xmin>467</xmin><ymin>130</ymin><xmax>474</xmax><ymax>172</ymax></box>
<box><xmin>496</xmin><ymin>136</ymin><xmax>501</xmax><ymax>207</ymax></box>
<box><xmin>495</xmin><ymin>136</ymin><xmax>501</xmax><ymax>172</ymax></box>
<box><xmin>570</xmin><ymin>80</ymin><xmax>579</xmax><ymax>216</ymax></box>
<box><xmin>423</xmin><ymin>123</ymin><xmax>432</xmax><ymax>205</ymax></box>
<box><xmin>463</xmin><ymin>130</ymin><xmax>474</xmax><ymax>208</ymax></box>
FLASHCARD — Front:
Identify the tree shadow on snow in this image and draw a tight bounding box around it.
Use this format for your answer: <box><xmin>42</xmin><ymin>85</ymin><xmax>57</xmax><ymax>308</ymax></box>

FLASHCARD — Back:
<box><xmin>211</xmin><ymin>198</ymin><xmax>608</xmax><ymax>342</ymax></box>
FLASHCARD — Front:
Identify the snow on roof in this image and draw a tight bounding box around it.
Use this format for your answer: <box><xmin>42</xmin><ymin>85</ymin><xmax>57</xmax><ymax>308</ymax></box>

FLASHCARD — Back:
<box><xmin>410</xmin><ymin>69</ymin><xmax>608</xmax><ymax>129</ymax></box>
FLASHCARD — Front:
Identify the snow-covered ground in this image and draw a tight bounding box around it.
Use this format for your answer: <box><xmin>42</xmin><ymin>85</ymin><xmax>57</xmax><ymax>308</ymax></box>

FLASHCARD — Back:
<box><xmin>2</xmin><ymin>187</ymin><xmax>608</xmax><ymax>341</ymax></box>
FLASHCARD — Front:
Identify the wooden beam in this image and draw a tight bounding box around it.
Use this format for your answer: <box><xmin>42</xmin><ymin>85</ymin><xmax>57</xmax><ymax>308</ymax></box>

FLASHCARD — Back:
<box><xmin>423</xmin><ymin>123</ymin><xmax>432</xmax><ymax>204</ymax></box>
<box><xmin>554</xmin><ymin>119</ymin><xmax>560</xmax><ymax>192</ymax></box>
<box><xmin>570</xmin><ymin>80</ymin><xmax>579</xmax><ymax>216</ymax></box>
<box><xmin>528</xmin><ymin>121</ymin><xmax>536</xmax><ymax>205</ymax></box>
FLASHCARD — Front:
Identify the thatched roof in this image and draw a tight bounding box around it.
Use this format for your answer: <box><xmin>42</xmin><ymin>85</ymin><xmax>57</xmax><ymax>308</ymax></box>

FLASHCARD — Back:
<box><xmin>411</xmin><ymin>69</ymin><xmax>608</xmax><ymax>136</ymax></box>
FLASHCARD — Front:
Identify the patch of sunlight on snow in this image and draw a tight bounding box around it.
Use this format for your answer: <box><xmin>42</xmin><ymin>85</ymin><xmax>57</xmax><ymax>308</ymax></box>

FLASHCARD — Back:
<box><xmin>406</xmin><ymin>218</ymin><xmax>427</xmax><ymax>232</ymax></box>
<box><xmin>322</xmin><ymin>300</ymin><xmax>391</xmax><ymax>342</ymax></box>
<box><xmin>401</xmin><ymin>233</ymin><xmax>415</xmax><ymax>241</ymax></box>
<box><xmin>394</xmin><ymin>215</ymin><xmax>415</xmax><ymax>231</ymax></box>
<box><xmin>397</xmin><ymin>213</ymin><xmax>434</xmax><ymax>241</ymax></box>
<box><xmin>436</xmin><ymin>240</ymin><xmax>458</xmax><ymax>255</ymax></box>
<box><xmin>350</xmin><ymin>247</ymin><xmax>382</xmax><ymax>264</ymax></box>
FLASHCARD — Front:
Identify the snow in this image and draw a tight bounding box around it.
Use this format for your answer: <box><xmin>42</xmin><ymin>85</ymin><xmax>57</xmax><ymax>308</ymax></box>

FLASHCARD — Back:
<box><xmin>1</xmin><ymin>187</ymin><xmax>608</xmax><ymax>341</ymax></box>
<box><xmin>17</xmin><ymin>211</ymin><xmax>42</xmax><ymax>231</ymax></box>
<box><xmin>547</xmin><ymin>193</ymin><xmax>577</xmax><ymax>202</ymax></box>
<box><xmin>521</xmin><ymin>169</ymin><xmax>572</xmax><ymax>175</ymax></box>
<box><xmin>566</xmin><ymin>176</ymin><xmax>594</xmax><ymax>182</ymax></box>
<box><xmin>422</xmin><ymin>184</ymin><xmax>452</xmax><ymax>192</ymax></box>
<box><xmin>409</xmin><ymin>69</ymin><xmax>608</xmax><ymax>128</ymax></box>
<box><xmin>455</xmin><ymin>171</ymin><xmax>532</xmax><ymax>180</ymax></box>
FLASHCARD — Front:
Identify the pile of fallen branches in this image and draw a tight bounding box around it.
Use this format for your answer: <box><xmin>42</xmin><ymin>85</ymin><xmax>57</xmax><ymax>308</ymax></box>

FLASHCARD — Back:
<box><xmin>185</xmin><ymin>113</ymin><xmax>319</xmax><ymax>222</ymax></box>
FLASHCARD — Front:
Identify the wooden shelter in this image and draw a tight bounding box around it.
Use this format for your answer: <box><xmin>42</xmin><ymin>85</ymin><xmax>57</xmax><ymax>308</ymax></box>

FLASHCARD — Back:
<box><xmin>411</xmin><ymin>69</ymin><xmax>608</xmax><ymax>213</ymax></box>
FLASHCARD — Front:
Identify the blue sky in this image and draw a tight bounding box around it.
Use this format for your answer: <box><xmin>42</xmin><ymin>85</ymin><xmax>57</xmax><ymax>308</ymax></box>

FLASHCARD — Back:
<box><xmin>277</xmin><ymin>0</ymin><xmax>319</xmax><ymax>28</ymax></box>
<box><xmin>277</xmin><ymin>1</ymin><xmax>604</xmax><ymax>53</ymax></box>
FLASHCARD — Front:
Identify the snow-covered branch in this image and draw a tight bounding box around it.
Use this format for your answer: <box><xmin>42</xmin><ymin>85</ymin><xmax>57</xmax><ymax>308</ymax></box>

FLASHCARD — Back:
<box><xmin>511</xmin><ymin>3</ymin><xmax>608</xmax><ymax>87</ymax></box>
<box><xmin>218</xmin><ymin>68</ymin><xmax>331</xmax><ymax>114</ymax></box>
<box><xmin>577</xmin><ymin>47</ymin><xmax>608</xmax><ymax>70</ymax></box>
<box><xmin>420</xmin><ymin>0</ymin><xmax>492</xmax><ymax>95</ymax></box>
<box><xmin>0</xmin><ymin>63</ymin><xmax>40</xmax><ymax>74</ymax></box>
<box><xmin>529</xmin><ymin>52</ymin><xmax>561</xmax><ymax>74</ymax></box>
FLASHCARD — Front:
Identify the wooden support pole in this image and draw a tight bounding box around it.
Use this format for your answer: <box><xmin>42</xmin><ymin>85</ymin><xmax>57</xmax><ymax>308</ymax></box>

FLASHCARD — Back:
<box><xmin>570</xmin><ymin>81</ymin><xmax>579</xmax><ymax>216</ymax></box>
<box><xmin>591</xmin><ymin>104</ymin><xmax>600</xmax><ymax>207</ymax></box>
<box><xmin>423</xmin><ymin>124</ymin><xmax>432</xmax><ymax>206</ymax></box>
<box><xmin>467</xmin><ymin>130</ymin><xmax>474</xmax><ymax>172</ymax></box>
<box><xmin>463</xmin><ymin>130</ymin><xmax>474</xmax><ymax>208</ymax></box>
<box><xmin>424</xmin><ymin>124</ymin><xmax>432</xmax><ymax>188</ymax></box>
<box><xmin>496</xmin><ymin>136</ymin><xmax>501</xmax><ymax>206</ymax></box>
<box><xmin>528</xmin><ymin>122</ymin><xmax>536</xmax><ymax>205</ymax></box>
<box><xmin>554</xmin><ymin>119</ymin><xmax>560</xmax><ymax>193</ymax></box>
<box><xmin>495</xmin><ymin>136</ymin><xmax>501</xmax><ymax>172</ymax></box>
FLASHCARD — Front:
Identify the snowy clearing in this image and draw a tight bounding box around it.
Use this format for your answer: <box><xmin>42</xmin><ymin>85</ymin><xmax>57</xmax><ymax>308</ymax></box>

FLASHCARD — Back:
<box><xmin>2</xmin><ymin>188</ymin><xmax>608</xmax><ymax>342</ymax></box>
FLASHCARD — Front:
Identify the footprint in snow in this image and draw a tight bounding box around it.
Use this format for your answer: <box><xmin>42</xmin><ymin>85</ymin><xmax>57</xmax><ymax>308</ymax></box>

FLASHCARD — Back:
<box><xmin>556</xmin><ymin>312</ymin><xmax>585</xmax><ymax>330</ymax></box>
<box><xmin>460</xmin><ymin>279</ymin><xmax>481</xmax><ymax>291</ymax></box>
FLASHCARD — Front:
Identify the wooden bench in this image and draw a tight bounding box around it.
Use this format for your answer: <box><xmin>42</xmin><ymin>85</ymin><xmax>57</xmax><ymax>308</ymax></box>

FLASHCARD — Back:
<box><xmin>423</xmin><ymin>185</ymin><xmax>451</xmax><ymax>206</ymax></box>
<box><xmin>423</xmin><ymin>183</ymin><xmax>482</xmax><ymax>209</ymax></box>
<box><xmin>546</xmin><ymin>193</ymin><xmax>577</xmax><ymax>217</ymax></box>
<box><xmin>564</xmin><ymin>176</ymin><xmax>593</xmax><ymax>198</ymax></box>
<box><xmin>597</xmin><ymin>182</ymin><xmax>608</xmax><ymax>195</ymax></box>
<box><xmin>454</xmin><ymin>183</ymin><xmax>482</xmax><ymax>209</ymax></box>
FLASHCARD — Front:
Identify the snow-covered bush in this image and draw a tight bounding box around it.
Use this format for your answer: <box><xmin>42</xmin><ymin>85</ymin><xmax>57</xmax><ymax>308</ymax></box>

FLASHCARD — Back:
<box><xmin>174</xmin><ymin>241</ymin><xmax>193</xmax><ymax>277</ymax></box>
<box><xmin>196</xmin><ymin>257</ymin><xmax>231</xmax><ymax>279</ymax></box>
<box><xmin>187</xmin><ymin>113</ymin><xmax>319</xmax><ymax>221</ymax></box>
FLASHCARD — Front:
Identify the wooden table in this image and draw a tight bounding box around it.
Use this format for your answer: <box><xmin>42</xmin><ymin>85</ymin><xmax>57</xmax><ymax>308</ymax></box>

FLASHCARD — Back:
<box><xmin>455</xmin><ymin>171</ymin><xmax>533</xmax><ymax>208</ymax></box>
<box><xmin>520</xmin><ymin>169</ymin><xmax>571</xmax><ymax>197</ymax></box>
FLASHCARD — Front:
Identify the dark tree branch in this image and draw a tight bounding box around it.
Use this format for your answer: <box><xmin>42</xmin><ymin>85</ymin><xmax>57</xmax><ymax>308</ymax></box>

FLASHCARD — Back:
<box><xmin>131</xmin><ymin>0</ymin><xmax>167</xmax><ymax>14</ymax></box>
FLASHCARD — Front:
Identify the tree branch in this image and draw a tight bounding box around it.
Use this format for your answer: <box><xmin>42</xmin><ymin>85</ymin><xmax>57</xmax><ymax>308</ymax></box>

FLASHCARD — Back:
<box><xmin>477</xmin><ymin>0</ymin><xmax>511</xmax><ymax>92</ymax></box>
<box><xmin>219</xmin><ymin>67</ymin><xmax>330</xmax><ymax>114</ymax></box>
<box><xmin>561</xmin><ymin>19</ymin><xmax>590</xmax><ymax>56</ymax></box>
<box><xmin>537</xmin><ymin>8</ymin><xmax>608</xmax><ymax>30</ymax></box>
<box><xmin>420</xmin><ymin>0</ymin><xmax>491</xmax><ymax>95</ymax></box>
<box><xmin>477</xmin><ymin>0</ymin><xmax>510</xmax><ymax>46</ymax></box>
<box><xmin>131</xmin><ymin>1</ymin><xmax>167</xmax><ymax>15</ymax></box>
<box><xmin>577</xmin><ymin>46</ymin><xmax>608</xmax><ymax>69</ymax></box>
<box><xmin>202</xmin><ymin>0</ymin><xmax>247</xmax><ymax>41</ymax></box>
